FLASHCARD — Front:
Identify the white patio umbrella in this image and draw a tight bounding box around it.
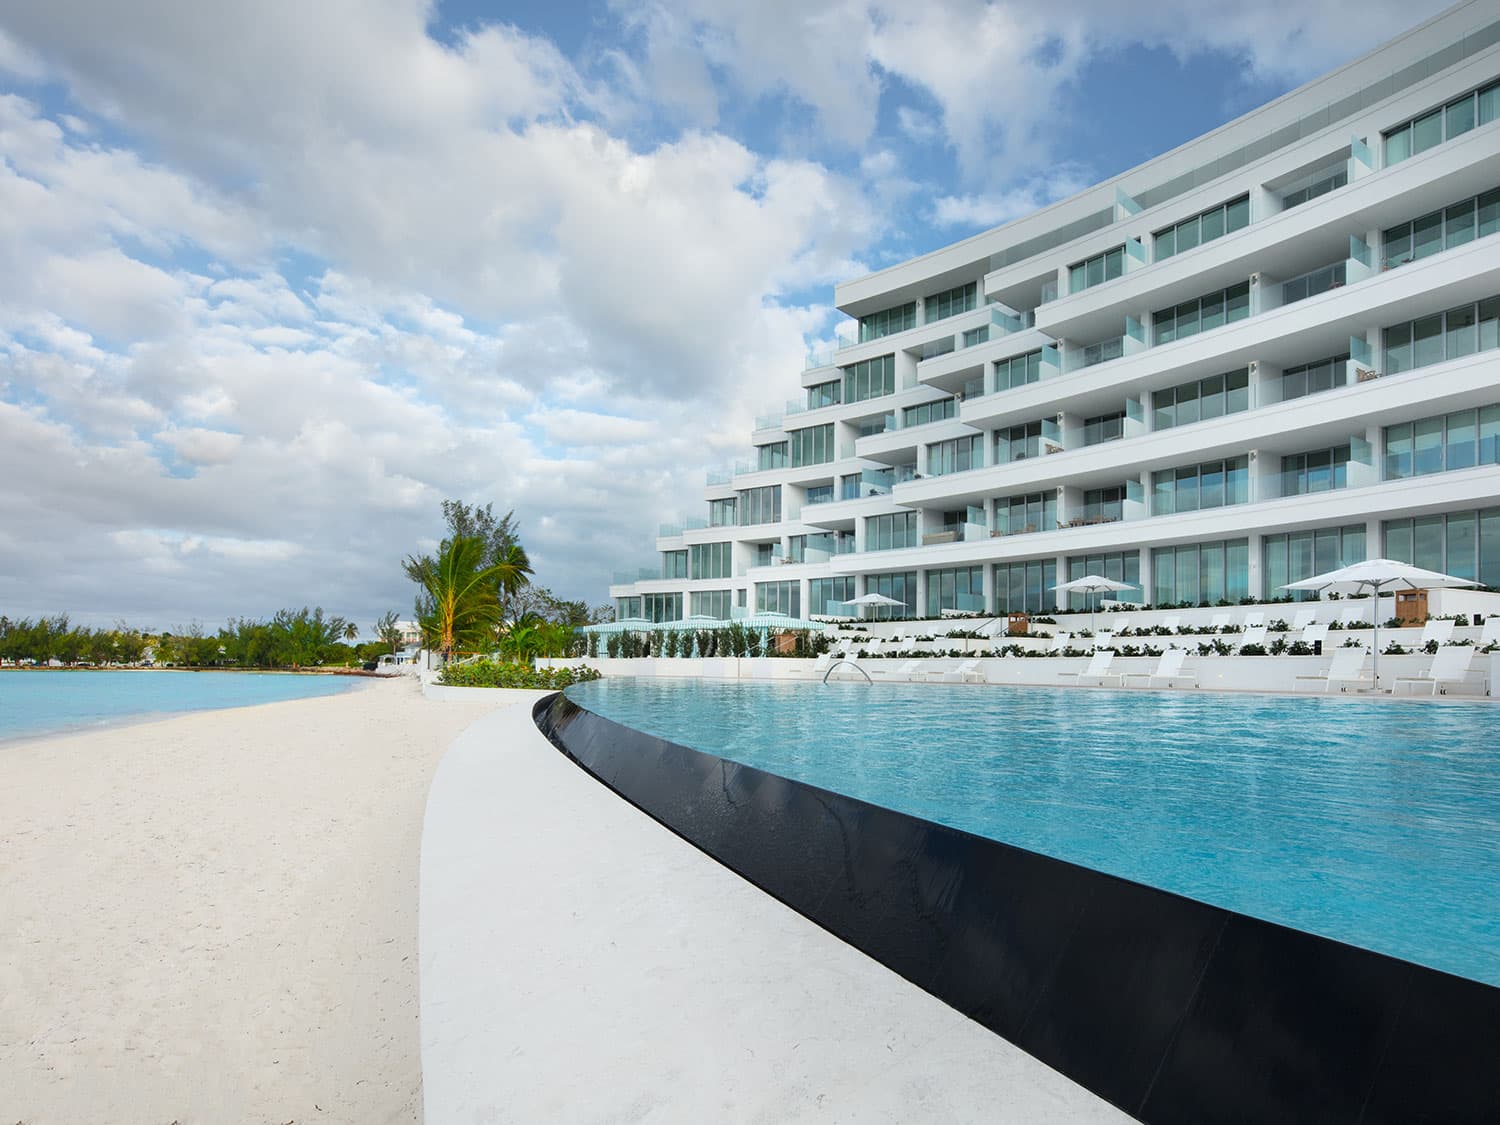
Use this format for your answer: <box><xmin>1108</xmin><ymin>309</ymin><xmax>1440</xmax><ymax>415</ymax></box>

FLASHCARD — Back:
<box><xmin>842</xmin><ymin>592</ymin><xmax>906</xmax><ymax>620</ymax></box>
<box><xmin>1053</xmin><ymin>575</ymin><xmax>1136</xmax><ymax>637</ymax></box>
<box><xmin>1281</xmin><ymin>558</ymin><xmax>1477</xmax><ymax>683</ymax></box>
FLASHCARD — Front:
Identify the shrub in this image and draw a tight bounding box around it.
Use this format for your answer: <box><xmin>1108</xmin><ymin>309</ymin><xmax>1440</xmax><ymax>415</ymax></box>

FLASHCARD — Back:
<box><xmin>1239</xmin><ymin>643</ymin><xmax>1267</xmax><ymax>656</ymax></box>
<box><xmin>439</xmin><ymin>660</ymin><xmax>603</xmax><ymax>689</ymax></box>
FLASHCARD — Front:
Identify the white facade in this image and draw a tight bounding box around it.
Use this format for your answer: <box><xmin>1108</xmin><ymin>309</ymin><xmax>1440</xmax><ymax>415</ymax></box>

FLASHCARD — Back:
<box><xmin>613</xmin><ymin>2</ymin><xmax>1500</xmax><ymax>623</ymax></box>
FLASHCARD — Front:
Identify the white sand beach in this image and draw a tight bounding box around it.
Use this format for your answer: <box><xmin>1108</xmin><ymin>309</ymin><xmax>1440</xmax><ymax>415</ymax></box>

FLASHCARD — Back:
<box><xmin>0</xmin><ymin>676</ymin><xmax>510</xmax><ymax>1125</ymax></box>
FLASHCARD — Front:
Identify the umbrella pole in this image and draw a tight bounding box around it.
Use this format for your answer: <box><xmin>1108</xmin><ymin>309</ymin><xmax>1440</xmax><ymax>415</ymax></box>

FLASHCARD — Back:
<box><xmin>1372</xmin><ymin>583</ymin><xmax>1379</xmax><ymax>687</ymax></box>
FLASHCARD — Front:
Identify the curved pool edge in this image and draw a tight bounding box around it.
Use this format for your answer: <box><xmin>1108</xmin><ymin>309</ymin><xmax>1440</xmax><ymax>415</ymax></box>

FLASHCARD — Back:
<box><xmin>534</xmin><ymin>691</ymin><xmax>1500</xmax><ymax>1125</ymax></box>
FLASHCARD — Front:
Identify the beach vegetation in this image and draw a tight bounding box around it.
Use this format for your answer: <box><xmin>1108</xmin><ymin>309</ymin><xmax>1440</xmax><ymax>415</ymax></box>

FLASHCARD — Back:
<box><xmin>436</xmin><ymin>660</ymin><xmax>601</xmax><ymax>689</ymax></box>
<box><xmin>405</xmin><ymin>534</ymin><xmax>505</xmax><ymax>664</ymax></box>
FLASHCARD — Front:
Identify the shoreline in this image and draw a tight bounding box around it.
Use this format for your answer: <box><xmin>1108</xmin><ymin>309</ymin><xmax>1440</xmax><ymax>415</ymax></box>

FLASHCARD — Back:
<box><xmin>0</xmin><ymin>677</ymin><xmax>511</xmax><ymax>1123</ymax></box>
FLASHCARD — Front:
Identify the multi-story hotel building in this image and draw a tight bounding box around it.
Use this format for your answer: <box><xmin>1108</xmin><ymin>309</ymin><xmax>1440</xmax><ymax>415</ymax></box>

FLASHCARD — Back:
<box><xmin>612</xmin><ymin>2</ymin><xmax>1500</xmax><ymax>624</ymax></box>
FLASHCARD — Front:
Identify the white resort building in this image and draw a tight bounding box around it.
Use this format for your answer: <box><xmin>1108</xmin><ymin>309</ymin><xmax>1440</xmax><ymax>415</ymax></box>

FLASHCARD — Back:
<box><xmin>612</xmin><ymin>3</ymin><xmax>1500</xmax><ymax>625</ymax></box>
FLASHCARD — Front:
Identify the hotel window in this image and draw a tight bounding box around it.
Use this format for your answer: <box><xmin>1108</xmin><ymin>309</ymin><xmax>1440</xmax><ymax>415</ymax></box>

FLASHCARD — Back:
<box><xmin>789</xmin><ymin>424</ymin><xmax>834</xmax><ymax>467</ymax></box>
<box><xmin>1068</xmin><ymin>246</ymin><xmax>1125</xmax><ymax>294</ymax></box>
<box><xmin>926</xmin><ymin>435</ymin><xmax>981</xmax><ymax>476</ymax></box>
<box><xmin>902</xmin><ymin>398</ymin><xmax>957</xmax><ymax>428</ymax></box>
<box><xmin>756</xmin><ymin>441</ymin><xmax>788</xmax><ymax>471</ymax></box>
<box><xmin>995</xmin><ymin>492</ymin><xmax>1055</xmax><ymax>536</ymax></box>
<box><xmin>1152</xmin><ymin>456</ymin><xmax>1249</xmax><ymax>516</ymax></box>
<box><xmin>925</xmin><ymin>565</ymin><xmax>985</xmax><ymax>616</ymax></box>
<box><xmin>1280</xmin><ymin>445</ymin><xmax>1351</xmax><ymax>496</ymax></box>
<box><xmin>1280</xmin><ymin>166</ymin><xmax>1347</xmax><ymax>209</ymax></box>
<box><xmin>690</xmin><ymin>541</ymin><xmax>733</xmax><ymax>580</ymax></box>
<box><xmin>755</xmin><ymin>581</ymin><xmax>800</xmax><ymax>617</ymax></box>
<box><xmin>660</xmin><ymin>550</ymin><xmax>688</xmax><ymax>580</ymax></box>
<box><xmin>737</xmin><ymin>485</ymin><xmax>781</xmax><ymax>526</ymax></box>
<box><xmin>1383</xmin><ymin>188</ymin><xmax>1500</xmax><ymax>268</ymax></box>
<box><xmin>641</xmin><ymin>593</ymin><xmax>683</xmax><ymax>623</ymax></box>
<box><xmin>994</xmin><ymin>420</ymin><xmax>1044</xmax><ymax>462</ymax></box>
<box><xmin>858</xmin><ymin>302</ymin><xmax>916</xmax><ymax>343</ymax></box>
<box><xmin>1080</xmin><ymin>337</ymin><xmax>1124</xmax><ymax>368</ymax></box>
<box><xmin>1082</xmin><ymin>411</ymin><xmax>1125</xmax><ymax>446</ymax></box>
<box><xmin>804</xmin><ymin>483</ymin><xmax>834</xmax><ymax>505</ymax></box>
<box><xmin>786</xmin><ymin>535</ymin><xmax>806</xmax><ymax>563</ymax></box>
<box><xmin>1384</xmin><ymin>507</ymin><xmax>1500</xmax><ymax>585</ymax></box>
<box><xmin>1384</xmin><ymin>405</ymin><xmax>1500</xmax><ymax>480</ymax></box>
<box><xmin>690</xmin><ymin>590</ymin><xmax>732</xmax><ymax>619</ymax></box>
<box><xmin>962</xmin><ymin>325</ymin><xmax>990</xmax><ymax>348</ymax></box>
<box><xmin>994</xmin><ymin>558</ymin><xmax>1056</xmax><ymax>615</ymax></box>
<box><xmin>994</xmin><ymin>349</ymin><xmax>1043</xmax><ymax>392</ymax></box>
<box><xmin>708</xmin><ymin>498</ymin><xmax>737</xmax><ymax>527</ymax></box>
<box><xmin>806</xmin><ymin>380</ymin><xmax>842</xmax><ymax>409</ymax></box>
<box><xmin>808</xmin><ymin>576</ymin><xmax>857</xmax><ymax>617</ymax></box>
<box><xmin>1279</xmin><ymin>354</ymin><xmax>1348</xmax><ymax>402</ymax></box>
<box><xmin>1153</xmin><ymin>195</ymin><xmax>1249</xmax><ymax>261</ymax></box>
<box><xmin>1065</xmin><ymin>551</ymin><xmax>1140</xmax><ymax>611</ymax></box>
<box><xmin>1264</xmin><ymin>525</ymin><xmax>1366</xmax><ymax>601</ymax></box>
<box><xmin>1081</xmin><ymin>486</ymin><xmax>1125</xmax><ymax>523</ymax></box>
<box><xmin>754</xmin><ymin>543</ymin><xmax>775</xmax><ymax>567</ymax></box>
<box><xmin>615</xmin><ymin>596</ymin><xmax>641</xmax><ymax>620</ymax></box>
<box><xmin>1383</xmin><ymin>79</ymin><xmax>1500</xmax><ymax>167</ymax></box>
<box><xmin>1152</xmin><ymin>281</ymin><xmax>1250</xmax><ymax>344</ymax></box>
<box><xmin>924</xmin><ymin>282</ymin><xmax>977</xmax><ymax>323</ymax></box>
<box><xmin>842</xmin><ymin>354</ymin><xmax>896</xmax><ymax>403</ymax></box>
<box><xmin>1383</xmin><ymin>296</ymin><xmax>1500</xmax><ymax>374</ymax></box>
<box><xmin>865</xmin><ymin>511</ymin><xmax>918</xmax><ymax>552</ymax></box>
<box><xmin>1153</xmin><ymin>368</ymin><xmax>1249</xmax><ymax>429</ymax></box>
<box><xmin>1281</xmin><ymin>260</ymin><xmax>1345</xmax><ymax>305</ymax></box>
<box><xmin>863</xmin><ymin>571</ymin><xmax>916</xmax><ymax>614</ymax></box>
<box><xmin>1151</xmin><ymin>540</ymin><xmax>1249</xmax><ymax>606</ymax></box>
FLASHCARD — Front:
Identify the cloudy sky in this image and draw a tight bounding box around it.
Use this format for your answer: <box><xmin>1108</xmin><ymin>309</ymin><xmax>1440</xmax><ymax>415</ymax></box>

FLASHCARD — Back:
<box><xmin>0</xmin><ymin>0</ymin><xmax>1453</xmax><ymax>632</ymax></box>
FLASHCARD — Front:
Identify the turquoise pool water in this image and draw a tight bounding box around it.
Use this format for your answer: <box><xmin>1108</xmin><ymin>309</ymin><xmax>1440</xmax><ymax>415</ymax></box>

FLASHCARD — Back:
<box><xmin>0</xmin><ymin>670</ymin><xmax>363</xmax><ymax>742</ymax></box>
<box><xmin>565</xmin><ymin>678</ymin><xmax>1500</xmax><ymax>986</ymax></box>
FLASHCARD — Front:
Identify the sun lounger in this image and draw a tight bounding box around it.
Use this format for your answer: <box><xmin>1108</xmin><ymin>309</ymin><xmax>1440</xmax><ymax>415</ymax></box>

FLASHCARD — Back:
<box><xmin>1238</xmin><ymin>623</ymin><xmax>1268</xmax><ymax>650</ymax></box>
<box><xmin>1124</xmin><ymin>646</ymin><xmax>1198</xmax><ymax>688</ymax></box>
<box><xmin>915</xmin><ymin>658</ymin><xmax>983</xmax><ymax>684</ymax></box>
<box><xmin>872</xmin><ymin>659</ymin><xmax>922</xmax><ymax>680</ymax></box>
<box><xmin>1159</xmin><ymin>615</ymin><xmax>1181</xmax><ymax>634</ymax></box>
<box><xmin>1301</xmin><ymin>622</ymin><xmax>1330</xmax><ymax>649</ymax></box>
<box><xmin>1290</xmin><ymin>607</ymin><xmax>1318</xmax><ymax>631</ymax></box>
<box><xmin>1480</xmin><ymin>616</ymin><xmax>1500</xmax><ymax>647</ymax></box>
<box><xmin>1418</xmin><ymin>618</ymin><xmax>1456</xmax><ymax>646</ymax></box>
<box><xmin>1393</xmin><ymin>645</ymin><xmax>1480</xmax><ymax>696</ymax></box>
<box><xmin>1048</xmin><ymin>631</ymin><xmax>1072</xmax><ymax>653</ymax></box>
<box><xmin>1060</xmin><ymin>650</ymin><xmax>1123</xmax><ymax>687</ymax></box>
<box><xmin>1294</xmin><ymin>644</ymin><xmax>1375</xmax><ymax>692</ymax></box>
<box><xmin>1241</xmin><ymin>611</ymin><xmax>1265</xmax><ymax>629</ymax></box>
<box><xmin>1207</xmin><ymin>612</ymin><xmax>1231</xmax><ymax>632</ymax></box>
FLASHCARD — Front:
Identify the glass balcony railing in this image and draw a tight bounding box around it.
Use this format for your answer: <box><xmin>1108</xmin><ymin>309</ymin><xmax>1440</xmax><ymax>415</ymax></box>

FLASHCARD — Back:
<box><xmin>1078</xmin><ymin>336</ymin><xmax>1125</xmax><ymax>369</ymax></box>
<box><xmin>753</xmin><ymin>412</ymin><xmax>783</xmax><ymax>431</ymax></box>
<box><xmin>1281</xmin><ymin>260</ymin><xmax>1347</xmax><ymax>305</ymax></box>
<box><xmin>705</xmin><ymin>469</ymin><xmax>731</xmax><ymax>485</ymax></box>
<box><xmin>657</xmin><ymin>523</ymin><xmax>682</xmax><ymax>538</ymax></box>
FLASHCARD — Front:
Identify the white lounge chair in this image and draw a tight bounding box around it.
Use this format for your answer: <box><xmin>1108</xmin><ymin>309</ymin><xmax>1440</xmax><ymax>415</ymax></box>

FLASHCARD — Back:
<box><xmin>1159</xmin><ymin>615</ymin><xmax>1182</xmax><ymax>634</ymax></box>
<box><xmin>1393</xmin><ymin>645</ymin><xmax>1479</xmax><ymax>696</ymax></box>
<box><xmin>872</xmin><ymin>659</ymin><xmax>923</xmax><ymax>681</ymax></box>
<box><xmin>1301</xmin><ymin>622</ymin><xmax>1331</xmax><ymax>649</ymax></box>
<box><xmin>1294</xmin><ymin>644</ymin><xmax>1375</xmax><ymax>693</ymax></box>
<box><xmin>1124</xmin><ymin>647</ymin><xmax>1198</xmax><ymax>688</ymax></box>
<box><xmin>1238</xmin><ymin>623</ymin><xmax>1268</xmax><ymax>650</ymax></box>
<box><xmin>915</xmin><ymin>658</ymin><xmax>983</xmax><ymax>683</ymax></box>
<box><xmin>1048</xmin><ymin>631</ymin><xmax>1072</xmax><ymax>653</ymax></box>
<box><xmin>1290</xmin><ymin>607</ymin><xmax>1318</xmax><ymax>631</ymax></box>
<box><xmin>1242</xmin><ymin>611</ymin><xmax>1265</xmax><ymax>629</ymax></box>
<box><xmin>1061</xmin><ymin>650</ymin><xmax>1123</xmax><ymax>687</ymax></box>
<box><xmin>1207</xmin><ymin>612</ymin><xmax>1231</xmax><ymax>632</ymax></box>
<box><xmin>1419</xmin><ymin>618</ymin><xmax>1456</xmax><ymax>647</ymax></box>
<box><xmin>1479</xmin><ymin>616</ymin><xmax>1500</xmax><ymax>647</ymax></box>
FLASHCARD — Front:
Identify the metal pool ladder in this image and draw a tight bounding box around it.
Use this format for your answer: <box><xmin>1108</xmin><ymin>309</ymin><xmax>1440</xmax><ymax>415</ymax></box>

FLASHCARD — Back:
<box><xmin>822</xmin><ymin>659</ymin><xmax>872</xmax><ymax>684</ymax></box>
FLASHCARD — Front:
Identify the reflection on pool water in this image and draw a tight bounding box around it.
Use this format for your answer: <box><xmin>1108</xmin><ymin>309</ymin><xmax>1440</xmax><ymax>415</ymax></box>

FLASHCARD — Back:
<box><xmin>565</xmin><ymin>678</ymin><xmax>1500</xmax><ymax>987</ymax></box>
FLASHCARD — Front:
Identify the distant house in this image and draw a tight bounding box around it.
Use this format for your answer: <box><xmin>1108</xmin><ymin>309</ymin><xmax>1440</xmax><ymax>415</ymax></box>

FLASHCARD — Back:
<box><xmin>396</xmin><ymin>620</ymin><xmax>423</xmax><ymax>648</ymax></box>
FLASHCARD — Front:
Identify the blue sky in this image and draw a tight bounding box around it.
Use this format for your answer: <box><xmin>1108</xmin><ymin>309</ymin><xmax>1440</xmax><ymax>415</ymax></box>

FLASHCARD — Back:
<box><xmin>0</xmin><ymin>0</ymin><xmax>1455</xmax><ymax>631</ymax></box>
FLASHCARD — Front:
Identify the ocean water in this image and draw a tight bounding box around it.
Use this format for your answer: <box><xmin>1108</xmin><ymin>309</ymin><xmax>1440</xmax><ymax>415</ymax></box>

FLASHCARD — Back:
<box><xmin>565</xmin><ymin>678</ymin><xmax>1500</xmax><ymax>986</ymax></box>
<box><xmin>0</xmin><ymin>669</ymin><xmax>363</xmax><ymax>742</ymax></box>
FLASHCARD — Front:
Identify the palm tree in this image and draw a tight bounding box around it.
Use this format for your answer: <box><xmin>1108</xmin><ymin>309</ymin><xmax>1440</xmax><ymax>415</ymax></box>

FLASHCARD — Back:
<box><xmin>406</xmin><ymin>535</ymin><xmax>505</xmax><ymax>664</ymax></box>
<box><xmin>343</xmin><ymin>621</ymin><xmax>359</xmax><ymax>643</ymax></box>
<box><xmin>493</xmin><ymin>542</ymin><xmax>534</xmax><ymax>625</ymax></box>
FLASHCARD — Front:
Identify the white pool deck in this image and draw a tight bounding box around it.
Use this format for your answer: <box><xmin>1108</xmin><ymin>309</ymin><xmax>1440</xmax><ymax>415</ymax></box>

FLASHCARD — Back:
<box><xmin>419</xmin><ymin>693</ymin><xmax>1133</xmax><ymax>1124</ymax></box>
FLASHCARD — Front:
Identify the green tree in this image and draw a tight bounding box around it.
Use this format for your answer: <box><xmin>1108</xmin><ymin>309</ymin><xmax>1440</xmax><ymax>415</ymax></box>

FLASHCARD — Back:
<box><xmin>405</xmin><ymin>535</ymin><xmax>505</xmax><ymax>663</ymax></box>
<box><xmin>375</xmin><ymin>610</ymin><xmax>403</xmax><ymax>655</ymax></box>
<box><xmin>415</xmin><ymin>501</ymin><xmax>536</xmax><ymax>626</ymax></box>
<box><xmin>343</xmin><ymin>621</ymin><xmax>360</xmax><ymax>644</ymax></box>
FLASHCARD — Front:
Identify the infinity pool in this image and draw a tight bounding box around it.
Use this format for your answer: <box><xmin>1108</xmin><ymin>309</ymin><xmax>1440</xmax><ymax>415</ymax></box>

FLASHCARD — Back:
<box><xmin>565</xmin><ymin>678</ymin><xmax>1500</xmax><ymax>986</ymax></box>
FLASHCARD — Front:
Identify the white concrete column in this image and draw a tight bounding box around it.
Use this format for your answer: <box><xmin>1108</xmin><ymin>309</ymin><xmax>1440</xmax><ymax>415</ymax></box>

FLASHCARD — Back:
<box><xmin>1246</xmin><ymin>532</ymin><xmax>1265</xmax><ymax>601</ymax></box>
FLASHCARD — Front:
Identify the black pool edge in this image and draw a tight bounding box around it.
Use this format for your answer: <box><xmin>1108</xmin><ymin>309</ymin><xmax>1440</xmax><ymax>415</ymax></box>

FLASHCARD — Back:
<box><xmin>532</xmin><ymin>692</ymin><xmax>1500</xmax><ymax>1125</ymax></box>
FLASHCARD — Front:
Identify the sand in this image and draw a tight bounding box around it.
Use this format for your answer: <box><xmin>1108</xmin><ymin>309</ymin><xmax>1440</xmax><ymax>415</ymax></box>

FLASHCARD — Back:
<box><xmin>0</xmin><ymin>675</ymin><xmax>510</xmax><ymax>1125</ymax></box>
